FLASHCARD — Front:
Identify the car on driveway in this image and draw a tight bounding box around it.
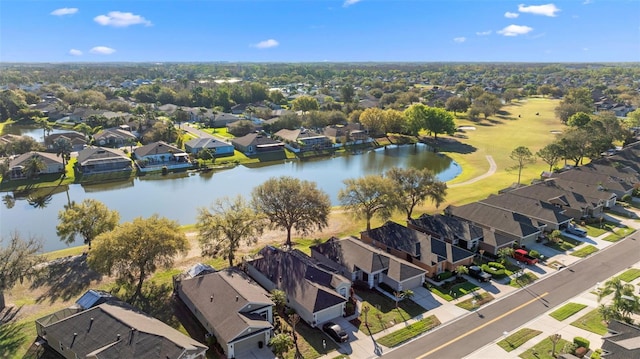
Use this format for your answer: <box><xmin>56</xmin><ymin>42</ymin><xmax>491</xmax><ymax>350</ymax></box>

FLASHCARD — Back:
<box><xmin>322</xmin><ymin>321</ymin><xmax>349</xmax><ymax>343</ymax></box>
<box><xmin>468</xmin><ymin>265</ymin><xmax>492</xmax><ymax>282</ymax></box>
<box><xmin>566</xmin><ymin>224</ymin><xmax>587</xmax><ymax>237</ymax></box>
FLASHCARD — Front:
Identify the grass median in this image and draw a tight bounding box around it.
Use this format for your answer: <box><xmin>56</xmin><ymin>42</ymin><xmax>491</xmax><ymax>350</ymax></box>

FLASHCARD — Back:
<box><xmin>497</xmin><ymin>328</ymin><xmax>542</xmax><ymax>352</ymax></box>
<box><xmin>376</xmin><ymin>315</ymin><xmax>441</xmax><ymax>348</ymax></box>
<box><xmin>549</xmin><ymin>303</ymin><xmax>587</xmax><ymax>321</ymax></box>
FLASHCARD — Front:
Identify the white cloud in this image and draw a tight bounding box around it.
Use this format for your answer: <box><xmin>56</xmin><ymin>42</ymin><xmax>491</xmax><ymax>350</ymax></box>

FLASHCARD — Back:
<box><xmin>343</xmin><ymin>0</ymin><xmax>362</xmax><ymax>7</ymax></box>
<box><xmin>453</xmin><ymin>37</ymin><xmax>466</xmax><ymax>43</ymax></box>
<box><xmin>497</xmin><ymin>24</ymin><xmax>534</xmax><ymax>36</ymax></box>
<box><xmin>94</xmin><ymin>11</ymin><xmax>152</xmax><ymax>27</ymax></box>
<box><xmin>476</xmin><ymin>30</ymin><xmax>492</xmax><ymax>36</ymax></box>
<box><xmin>252</xmin><ymin>39</ymin><xmax>279</xmax><ymax>49</ymax></box>
<box><xmin>518</xmin><ymin>3</ymin><xmax>561</xmax><ymax>17</ymax></box>
<box><xmin>90</xmin><ymin>46</ymin><xmax>116</xmax><ymax>55</ymax></box>
<box><xmin>51</xmin><ymin>8</ymin><xmax>78</xmax><ymax>16</ymax></box>
<box><xmin>69</xmin><ymin>49</ymin><xmax>83</xmax><ymax>56</ymax></box>
<box><xmin>505</xmin><ymin>12</ymin><xmax>519</xmax><ymax>18</ymax></box>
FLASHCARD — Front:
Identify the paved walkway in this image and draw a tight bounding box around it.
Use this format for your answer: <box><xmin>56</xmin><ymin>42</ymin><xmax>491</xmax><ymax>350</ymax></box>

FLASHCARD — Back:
<box><xmin>449</xmin><ymin>155</ymin><xmax>496</xmax><ymax>187</ymax></box>
<box><xmin>320</xmin><ymin>209</ymin><xmax>640</xmax><ymax>359</ymax></box>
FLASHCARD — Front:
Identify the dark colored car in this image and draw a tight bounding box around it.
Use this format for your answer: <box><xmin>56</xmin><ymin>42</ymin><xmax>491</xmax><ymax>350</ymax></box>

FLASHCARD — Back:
<box><xmin>322</xmin><ymin>321</ymin><xmax>349</xmax><ymax>343</ymax></box>
<box><xmin>468</xmin><ymin>265</ymin><xmax>492</xmax><ymax>282</ymax></box>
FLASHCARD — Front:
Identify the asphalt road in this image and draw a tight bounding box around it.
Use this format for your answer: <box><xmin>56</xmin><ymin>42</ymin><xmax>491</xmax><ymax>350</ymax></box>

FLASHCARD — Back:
<box><xmin>381</xmin><ymin>234</ymin><xmax>640</xmax><ymax>359</ymax></box>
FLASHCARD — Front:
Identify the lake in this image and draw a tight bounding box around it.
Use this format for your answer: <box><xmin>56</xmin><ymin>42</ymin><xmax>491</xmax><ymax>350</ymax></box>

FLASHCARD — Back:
<box><xmin>1</xmin><ymin>138</ymin><xmax>461</xmax><ymax>252</ymax></box>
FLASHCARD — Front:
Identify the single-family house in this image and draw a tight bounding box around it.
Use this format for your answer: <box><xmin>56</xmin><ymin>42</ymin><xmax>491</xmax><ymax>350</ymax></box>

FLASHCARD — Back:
<box><xmin>184</xmin><ymin>138</ymin><xmax>235</xmax><ymax>156</ymax></box>
<box><xmin>361</xmin><ymin>221</ymin><xmax>475</xmax><ymax>277</ymax></box>
<box><xmin>601</xmin><ymin>320</ymin><xmax>640</xmax><ymax>359</ymax></box>
<box><xmin>310</xmin><ymin>236</ymin><xmax>426</xmax><ymax>292</ymax></box>
<box><xmin>604</xmin><ymin>141</ymin><xmax>640</xmax><ymax>173</ymax></box>
<box><xmin>209</xmin><ymin>113</ymin><xmax>241</xmax><ymax>128</ymax></box>
<box><xmin>69</xmin><ymin>107</ymin><xmax>105</xmax><ymax>123</ymax></box>
<box><xmin>245</xmin><ymin>246</ymin><xmax>350</xmax><ymax>328</ymax></box>
<box><xmin>273</xmin><ymin>129</ymin><xmax>332</xmax><ymax>153</ymax></box>
<box><xmin>175</xmin><ymin>267</ymin><xmax>274</xmax><ymax>359</ymax></box>
<box><xmin>408</xmin><ymin>214</ymin><xmax>484</xmax><ymax>251</ymax></box>
<box><xmin>323</xmin><ymin>124</ymin><xmax>369</xmax><ymax>145</ymax></box>
<box><xmin>551</xmin><ymin>163</ymin><xmax>640</xmax><ymax>200</ymax></box>
<box><xmin>8</xmin><ymin>151</ymin><xmax>64</xmax><ymax>179</ymax></box>
<box><xmin>76</xmin><ymin>146</ymin><xmax>132</xmax><ymax>174</ymax></box>
<box><xmin>44</xmin><ymin>131</ymin><xmax>87</xmax><ymax>152</ymax></box>
<box><xmin>132</xmin><ymin>141</ymin><xmax>191</xmax><ymax>172</ymax></box>
<box><xmin>444</xmin><ymin>202</ymin><xmax>543</xmax><ymax>248</ymax></box>
<box><xmin>35</xmin><ymin>294</ymin><xmax>207</xmax><ymax>359</ymax></box>
<box><xmin>231</xmin><ymin>133</ymin><xmax>285</xmax><ymax>156</ymax></box>
<box><xmin>93</xmin><ymin>128</ymin><xmax>138</xmax><ymax>148</ymax></box>
<box><xmin>480</xmin><ymin>192</ymin><xmax>573</xmax><ymax>232</ymax></box>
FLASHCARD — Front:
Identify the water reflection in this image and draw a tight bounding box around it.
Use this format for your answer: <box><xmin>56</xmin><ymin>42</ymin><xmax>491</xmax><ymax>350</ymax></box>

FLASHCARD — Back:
<box><xmin>1</xmin><ymin>142</ymin><xmax>461</xmax><ymax>252</ymax></box>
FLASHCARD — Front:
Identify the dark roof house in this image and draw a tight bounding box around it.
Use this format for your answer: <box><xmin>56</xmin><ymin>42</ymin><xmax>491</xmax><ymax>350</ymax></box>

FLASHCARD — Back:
<box><xmin>231</xmin><ymin>133</ymin><xmax>284</xmax><ymax>155</ymax></box>
<box><xmin>76</xmin><ymin>146</ymin><xmax>132</xmax><ymax>174</ymax></box>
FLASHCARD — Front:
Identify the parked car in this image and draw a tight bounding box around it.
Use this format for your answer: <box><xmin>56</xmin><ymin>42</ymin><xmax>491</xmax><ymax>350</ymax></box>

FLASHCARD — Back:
<box><xmin>322</xmin><ymin>321</ymin><xmax>349</xmax><ymax>343</ymax></box>
<box><xmin>566</xmin><ymin>224</ymin><xmax>587</xmax><ymax>237</ymax></box>
<box><xmin>513</xmin><ymin>249</ymin><xmax>539</xmax><ymax>265</ymax></box>
<box><xmin>468</xmin><ymin>265</ymin><xmax>492</xmax><ymax>282</ymax></box>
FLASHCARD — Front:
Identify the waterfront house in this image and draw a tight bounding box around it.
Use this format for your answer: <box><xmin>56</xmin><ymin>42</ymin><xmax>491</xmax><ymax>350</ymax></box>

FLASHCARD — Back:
<box><xmin>76</xmin><ymin>146</ymin><xmax>132</xmax><ymax>174</ymax></box>
<box><xmin>132</xmin><ymin>141</ymin><xmax>191</xmax><ymax>172</ymax></box>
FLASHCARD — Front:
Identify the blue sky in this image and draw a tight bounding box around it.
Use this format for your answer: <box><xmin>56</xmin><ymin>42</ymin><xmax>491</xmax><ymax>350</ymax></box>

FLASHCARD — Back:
<box><xmin>1</xmin><ymin>0</ymin><xmax>639</xmax><ymax>63</ymax></box>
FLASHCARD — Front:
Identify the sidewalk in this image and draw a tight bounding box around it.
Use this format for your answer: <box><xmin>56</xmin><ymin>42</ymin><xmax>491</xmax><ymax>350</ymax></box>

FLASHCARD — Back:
<box><xmin>320</xmin><ymin>211</ymin><xmax>640</xmax><ymax>359</ymax></box>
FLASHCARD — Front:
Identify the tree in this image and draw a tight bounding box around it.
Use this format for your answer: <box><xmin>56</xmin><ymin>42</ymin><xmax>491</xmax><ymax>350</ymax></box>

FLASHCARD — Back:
<box><xmin>34</xmin><ymin>117</ymin><xmax>52</xmax><ymax>141</ymax></box>
<box><xmin>455</xmin><ymin>265</ymin><xmax>469</xmax><ymax>278</ymax></box>
<box><xmin>52</xmin><ymin>137</ymin><xmax>73</xmax><ymax>168</ymax></box>
<box><xmin>555</xmin><ymin>102</ymin><xmax>592</xmax><ymax>123</ymax></box>
<box><xmin>197</xmin><ymin>195</ymin><xmax>264</xmax><ymax>267</ymax></box>
<box><xmin>0</xmin><ymin>232</ymin><xmax>43</xmax><ymax>310</ymax></box>
<box><xmin>359</xmin><ymin>108</ymin><xmax>386</xmax><ymax>137</ymax></box>
<box><xmin>567</xmin><ymin>112</ymin><xmax>592</xmax><ymax>128</ymax></box>
<box><xmin>22</xmin><ymin>154</ymin><xmax>46</xmax><ymax>179</ymax></box>
<box><xmin>87</xmin><ymin>215</ymin><xmax>189</xmax><ymax>302</ymax></box>
<box><xmin>382</xmin><ymin>109</ymin><xmax>406</xmax><ymax>134</ymax></box>
<box><xmin>404</xmin><ymin>103</ymin><xmax>428</xmax><ymax>137</ymax></box>
<box><xmin>56</xmin><ymin>199</ymin><xmax>120</xmax><ymax>249</ymax></box>
<box><xmin>340</xmin><ymin>84</ymin><xmax>355</xmax><ymax>103</ymax></box>
<box><xmin>338</xmin><ymin>175</ymin><xmax>396</xmax><ymax>231</ymax></box>
<box><xmin>269</xmin><ymin>333</ymin><xmax>294</xmax><ymax>358</ymax></box>
<box><xmin>423</xmin><ymin>107</ymin><xmax>456</xmax><ymax>140</ymax></box>
<box><xmin>270</xmin><ymin>289</ymin><xmax>287</xmax><ymax>313</ymax></box>
<box><xmin>252</xmin><ymin>176</ymin><xmax>331</xmax><ymax>248</ymax></box>
<box><xmin>536</xmin><ymin>143</ymin><xmax>563</xmax><ymax>172</ymax></box>
<box><xmin>510</xmin><ymin>146</ymin><xmax>535</xmax><ymax>186</ymax></box>
<box><xmin>472</xmin><ymin>93</ymin><xmax>502</xmax><ymax>120</ymax></box>
<box><xmin>497</xmin><ymin>247</ymin><xmax>514</xmax><ymax>265</ymax></box>
<box><xmin>597</xmin><ymin>278</ymin><xmax>639</xmax><ymax>323</ymax></box>
<box><xmin>445</xmin><ymin>96</ymin><xmax>469</xmax><ymax>114</ymax></box>
<box><xmin>291</xmin><ymin>96</ymin><xmax>319</xmax><ymax>113</ymax></box>
<box><xmin>385</xmin><ymin>167</ymin><xmax>447</xmax><ymax>219</ymax></box>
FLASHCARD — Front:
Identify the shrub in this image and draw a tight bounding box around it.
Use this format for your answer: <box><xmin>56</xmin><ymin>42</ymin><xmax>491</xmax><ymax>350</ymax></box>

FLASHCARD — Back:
<box><xmin>528</xmin><ymin>249</ymin><xmax>540</xmax><ymax>258</ymax></box>
<box><xmin>591</xmin><ymin>348</ymin><xmax>602</xmax><ymax>359</ymax></box>
<box><xmin>481</xmin><ymin>264</ymin><xmax>505</xmax><ymax>276</ymax></box>
<box><xmin>378</xmin><ymin>282</ymin><xmax>395</xmax><ymax>295</ymax></box>
<box><xmin>621</xmin><ymin>194</ymin><xmax>632</xmax><ymax>203</ymax></box>
<box><xmin>436</xmin><ymin>271</ymin><xmax>453</xmax><ymax>281</ymax></box>
<box><xmin>487</xmin><ymin>262</ymin><xmax>505</xmax><ymax>270</ymax></box>
<box><xmin>574</xmin><ymin>336</ymin><xmax>590</xmax><ymax>349</ymax></box>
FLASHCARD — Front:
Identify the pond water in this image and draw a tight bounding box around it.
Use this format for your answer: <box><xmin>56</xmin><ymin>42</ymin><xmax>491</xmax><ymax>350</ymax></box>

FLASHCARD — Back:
<box><xmin>1</xmin><ymin>130</ymin><xmax>461</xmax><ymax>252</ymax></box>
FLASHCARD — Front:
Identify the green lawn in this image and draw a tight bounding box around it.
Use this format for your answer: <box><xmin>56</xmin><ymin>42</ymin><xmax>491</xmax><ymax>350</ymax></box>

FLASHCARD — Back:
<box><xmin>509</xmin><ymin>272</ymin><xmax>538</xmax><ymax>287</ymax></box>
<box><xmin>549</xmin><ymin>303</ymin><xmax>587</xmax><ymax>321</ymax></box>
<box><xmin>616</xmin><ymin>268</ymin><xmax>640</xmax><ymax>283</ymax></box>
<box><xmin>585</xmin><ymin>221</ymin><xmax>634</xmax><ymax>242</ymax></box>
<box><xmin>518</xmin><ymin>336</ymin><xmax>572</xmax><ymax>359</ymax></box>
<box><xmin>456</xmin><ymin>292</ymin><xmax>494</xmax><ymax>311</ymax></box>
<box><xmin>570</xmin><ymin>245</ymin><xmax>599</xmax><ymax>258</ymax></box>
<box><xmin>497</xmin><ymin>328</ymin><xmax>542</xmax><ymax>352</ymax></box>
<box><xmin>545</xmin><ymin>236</ymin><xmax>583</xmax><ymax>252</ymax></box>
<box><xmin>354</xmin><ymin>289</ymin><xmax>427</xmax><ymax>335</ymax></box>
<box><xmin>376</xmin><ymin>315</ymin><xmax>441</xmax><ymax>347</ymax></box>
<box><xmin>602</xmin><ymin>227</ymin><xmax>635</xmax><ymax>242</ymax></box>
<box><xmin>428</xmin><ymin>279</ymin><xmax>479</xmax><ymax>302</ymax></box>
<box><xmin>570</xmin><ymin>309</ymin><xmax>608</xmax><ymax>335</ymax></box>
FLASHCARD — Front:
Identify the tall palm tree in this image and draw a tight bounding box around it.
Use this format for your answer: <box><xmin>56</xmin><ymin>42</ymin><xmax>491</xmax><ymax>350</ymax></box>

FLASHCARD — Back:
<box><xmin>53</xmin><ymin>137</ymin><xmax>73</xmax><ymax>168</ymax></box>
<box><xmin>22</xmin><ymin>154</ymin><xmax>46</xmax><ymax>179</ymax></box>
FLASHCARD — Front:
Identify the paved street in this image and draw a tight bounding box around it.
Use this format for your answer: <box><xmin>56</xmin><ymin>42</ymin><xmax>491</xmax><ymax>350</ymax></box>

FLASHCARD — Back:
<box><xmin>319</xmin><ymin>212</ymin><xmax>640</xmax><ymax>359</ymax></box>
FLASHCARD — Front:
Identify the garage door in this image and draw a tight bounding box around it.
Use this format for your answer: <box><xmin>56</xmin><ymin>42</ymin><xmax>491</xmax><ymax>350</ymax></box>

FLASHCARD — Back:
<box><xmin>401</xmin><ymin>275</ymin><xmax>423</xmax><ymax>290</ymax></box>
<box><xmin>315</xmin><ymin>304</ymin><xmax>344</xmax><ymax>326</ymax></box>
<box><xmin>233</xmin><ymin>332</ymin><xmax>266</xmax><ymax>357</ymax></box>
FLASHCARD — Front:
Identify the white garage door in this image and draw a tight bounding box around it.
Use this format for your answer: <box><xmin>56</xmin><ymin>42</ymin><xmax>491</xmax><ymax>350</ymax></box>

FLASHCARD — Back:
<box><xmin>315</xmin><ymin>304</ymin><xmax>344</xmax><ymax>326</ymax></box>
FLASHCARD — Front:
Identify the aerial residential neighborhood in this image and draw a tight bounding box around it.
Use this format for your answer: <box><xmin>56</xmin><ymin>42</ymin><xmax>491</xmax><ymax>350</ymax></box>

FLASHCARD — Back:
<box><xmin>2</xmin><ymin>1</ymin><xmax>640</xmax><ymax>358</ymax></box>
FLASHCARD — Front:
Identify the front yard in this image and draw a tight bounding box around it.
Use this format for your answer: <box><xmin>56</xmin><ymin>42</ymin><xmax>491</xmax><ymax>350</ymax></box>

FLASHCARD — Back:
<box><xmin>427</xmin><ymin>277</ymin><xmax>479</xmax><ymax>301</ymax></box>
<box><xmin>351</xmin><ymin>288</ymin><xmax>426</xmax><ymax>335</ymax></box>
<box><xmin>376</xmin><ymin>315</ymin><xmax>441</xmax><ymax>348</ymax></box>
<box><xmin>497</xmin><ymin>328</ymin><xmax>542</xmax><ymax>352</ymax></box>
<box><xmin>455</xmin><ymin>292</ymin><xmax>495</xmax><ymax>311</ymax></box>
<box><xmin>570</xmin><ymin>309</ymin><xmax>608</xmax><ymax>335</ymax></box>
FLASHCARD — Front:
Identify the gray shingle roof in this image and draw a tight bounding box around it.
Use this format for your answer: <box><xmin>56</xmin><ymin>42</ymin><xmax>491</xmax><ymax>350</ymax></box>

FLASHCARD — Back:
<box><xmin>133</xmin><ymin>141</ymin><xmax>184</xmax><ymax>157</ymax></box>
<box><xmin>408</xmin><ymin>214</ymin><xmax>484</xmax><ymax>242</ymax></box>
<box><xmin>185</xmin><ymin>137</ymin><xmax>231</xmax><ymax>150</ymax></box>
<box><xmin>77</xmin><ymin>147</ymin><xmax>131</xmax><ymax>166</ymax></box>
<box><xmin>178</xmin><ymin>268</ymin><xmax>273</xmax><ymax>344</ymax></box>
<box><xmin>445</xmin><ymin>202</ymin><xmax>541</xmax><ymax>238</ymax></box>
<box><xmin>248</xmin><ymin>247</ymin><xmax>347</xmax><ymax>314</ymax></box>
<box><xmin>41</xmin><ymin>301</ymin><xmax>207</xmax><ymax>359</ymax></box>
<box><xmin>480</xmin><ymin>193</ymin><xmax>573</xmax><ymax>226</ymax></box>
